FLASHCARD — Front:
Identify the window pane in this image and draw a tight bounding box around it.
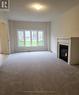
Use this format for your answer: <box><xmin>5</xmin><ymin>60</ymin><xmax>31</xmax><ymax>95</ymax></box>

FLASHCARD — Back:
<box><xmin>38</xmin><ymin>31</ymin><xmax>44</xmax><ymax>46</ymax></box>
<box><xmin>18</xmin><ymin>31</ymin><xmax>24</xmax><ymax>47</ymax></box>
<box><xmin>25</xmin><ymin>31</ymin><xmax>31</xmax><ymax>47</ymax></box>
<box><xmin>32</xmin><ymin>31</ymin><xmax>37</xmax><ymax>46</ymax></box>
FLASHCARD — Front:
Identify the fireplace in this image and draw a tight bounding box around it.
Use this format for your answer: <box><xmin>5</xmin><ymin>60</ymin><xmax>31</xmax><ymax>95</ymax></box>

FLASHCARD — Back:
<box><xmin>59</xmin><ymin>44</ymin><xmax>68</xmax><ymax>62</ymax></box>
<box><xmin>57</xmin><ymin>37</ymin><xmax>79</xmax><ymax>64</ymax></box>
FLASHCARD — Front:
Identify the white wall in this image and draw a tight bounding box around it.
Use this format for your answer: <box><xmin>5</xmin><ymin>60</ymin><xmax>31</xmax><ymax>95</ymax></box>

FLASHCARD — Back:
<box><xmin>9</xmin><ymin>21</ymin><xmax>51</xmax><ymax>53</ymax></box>
<box><xmin>51</xmin><ymin>4</ymin><xmax>79</xmax><ymax>55</ymax></box>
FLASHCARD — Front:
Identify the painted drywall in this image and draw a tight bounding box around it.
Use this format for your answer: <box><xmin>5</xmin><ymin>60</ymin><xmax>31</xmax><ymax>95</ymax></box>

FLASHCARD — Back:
<box><xmin>0</xmin><ymin>11</ymin><xmax>10</xmax><ymax>54</ymax></box>
<box><xmin>0</xmin><ymin>23</ymin><xmax>3</xmax><ymax>53</ymax></box>
<box><xmin>0</xmin><ymin>33</ymin><xmax>1</xmax><ymax>53</ymax></box>
<box><xmin>51</xmin><ymin>4</ymin><xmax>79</xmax><ymax>55</ymax></box>
<box><xmin>9</xmin><ymin>21</ymin><xmax>51</xmax><ymax>53</ymax></box>
<box><xmin>0</xmin><ymin>21</ymin><xmax>10</xmax><ymax>54</ymax></box>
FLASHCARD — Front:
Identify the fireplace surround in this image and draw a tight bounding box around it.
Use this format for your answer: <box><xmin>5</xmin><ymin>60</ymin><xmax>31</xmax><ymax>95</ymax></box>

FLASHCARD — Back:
<box><xmin>57</xmin><ymin>37</ymin><xmax>79</xmax><ymax>64</ymax></box>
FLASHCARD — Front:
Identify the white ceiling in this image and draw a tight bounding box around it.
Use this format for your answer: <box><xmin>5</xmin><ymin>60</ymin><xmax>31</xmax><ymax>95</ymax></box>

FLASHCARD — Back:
<box><xmin>8</xmin><ymin>0</ymin><xmax>79</xmax><ymax>22</ymax></box>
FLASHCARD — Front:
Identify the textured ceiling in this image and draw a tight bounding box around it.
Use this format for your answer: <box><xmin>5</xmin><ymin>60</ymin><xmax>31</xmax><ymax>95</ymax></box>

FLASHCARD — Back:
<box><xmin>8</xmin><ymin>0</ymin><xmax>79</xmax><ymax>22</ymax></box>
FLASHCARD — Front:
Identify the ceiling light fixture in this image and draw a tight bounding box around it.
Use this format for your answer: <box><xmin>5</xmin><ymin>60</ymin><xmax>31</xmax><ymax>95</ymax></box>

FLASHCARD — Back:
<box><xmin>32</xmin><ymin>3</ymin><xmax>43</xmax><ymax>10</ymax></box>
<box><xmin>29</xmin><ymin>3</ymin><xmax>46</xmax><ymax>11</ymax></box>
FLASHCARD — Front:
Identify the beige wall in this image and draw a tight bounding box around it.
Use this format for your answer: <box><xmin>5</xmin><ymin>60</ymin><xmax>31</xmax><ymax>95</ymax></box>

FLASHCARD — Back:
<box><xmin>0</xmin><ymin>21</ymin><xmax>10</xmax><ymax>54</ymax></box>
<box><xmin>51</xmin><ymin>4</ymin><xmax>79</xmax><ymax>55</ymax></box>
<box><xmin>0</xmin><ymin>23</ymin><xmax>2</xmax><ymax>53</ymax></box>
<box><xmin>0</xmin><ymin>40</ymin><xmax>1</xmax><ymax>54</ymax></box>
<box><xmin>0</xmin><ymin>22</ymin><xmax>3</xmax><ymax>53</ymax></box>
<box><xmin>9</xmin><ymin>21</ymin><xmax>51</xmax><ymax>53</ymax></box>
<box><xmin>0</xmin><ymin>11</ymin><xmax>10</xmax><ymax>54</ymax></box>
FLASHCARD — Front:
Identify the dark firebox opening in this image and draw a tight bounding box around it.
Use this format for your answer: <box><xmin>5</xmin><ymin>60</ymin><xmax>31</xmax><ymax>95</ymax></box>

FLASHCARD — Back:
<box><xmin>59</xmin><ymin>44</ymin><xmax>68</xmax><ymax>62</ymax></box>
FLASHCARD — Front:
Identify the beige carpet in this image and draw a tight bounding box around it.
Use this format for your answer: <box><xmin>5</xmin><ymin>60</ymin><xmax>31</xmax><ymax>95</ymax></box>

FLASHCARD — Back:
<box><xmin>0</xmin><ymin>52</ymin><xmax>79</xmax><ymax>95</ymax></box>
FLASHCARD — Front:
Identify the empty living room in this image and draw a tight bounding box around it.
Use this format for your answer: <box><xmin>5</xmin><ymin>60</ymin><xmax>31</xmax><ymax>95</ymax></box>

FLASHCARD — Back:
<box><xmin>0</xmin><ymin>0</ymin><xmax>79</xmax><ymax>95</ymax></box>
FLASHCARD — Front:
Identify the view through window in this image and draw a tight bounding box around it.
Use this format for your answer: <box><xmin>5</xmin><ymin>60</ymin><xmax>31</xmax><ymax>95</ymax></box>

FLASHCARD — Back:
<box><xmin>17</xmin><ymin>30</ymin><xmax>44</xmax><ymax>47</ymax></box>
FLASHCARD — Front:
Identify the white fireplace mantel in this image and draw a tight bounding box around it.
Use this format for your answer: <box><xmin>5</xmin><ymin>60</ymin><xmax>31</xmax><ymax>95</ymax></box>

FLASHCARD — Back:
<box><xmin>57</xmin><ymin>37</ymin><xmax>79</xmax><ymax>65</ymax></box>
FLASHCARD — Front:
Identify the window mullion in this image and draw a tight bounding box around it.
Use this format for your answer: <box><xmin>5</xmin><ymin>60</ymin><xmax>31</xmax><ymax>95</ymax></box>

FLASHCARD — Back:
<box><xmin>24</xmin><ymin>30</ymin><xmax>26</xmax><ymax>47</ymax></box>
<box><xmin>37</xmin><ymin>31</ymin><xmax>38</xmax><ymax>46</ymax></box>
<box><xmin>30</xmin><ymin>30</ymin><xmax>32</xmax><ymax>46</ymax></box>
<box><xmin>43</xmin><ymin>32</ymin><xmax>45</xmax><ymax>46</ymax></box>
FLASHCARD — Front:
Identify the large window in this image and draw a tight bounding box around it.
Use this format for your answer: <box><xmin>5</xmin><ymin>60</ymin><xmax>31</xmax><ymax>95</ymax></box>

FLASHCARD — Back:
<box><xmin>18</xmin><ymin>30</ymin><xmax>24</xmax><ymax>47</ymax></box>
<box><xmin>25</xmin><ymin>30</ymin><xmax>31</xmax><ymax>47</ymax></box>
<box><xmin>17</xmin><ymin>30</ymin><xmax>44</xmax><ymax>47</ymax></box>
